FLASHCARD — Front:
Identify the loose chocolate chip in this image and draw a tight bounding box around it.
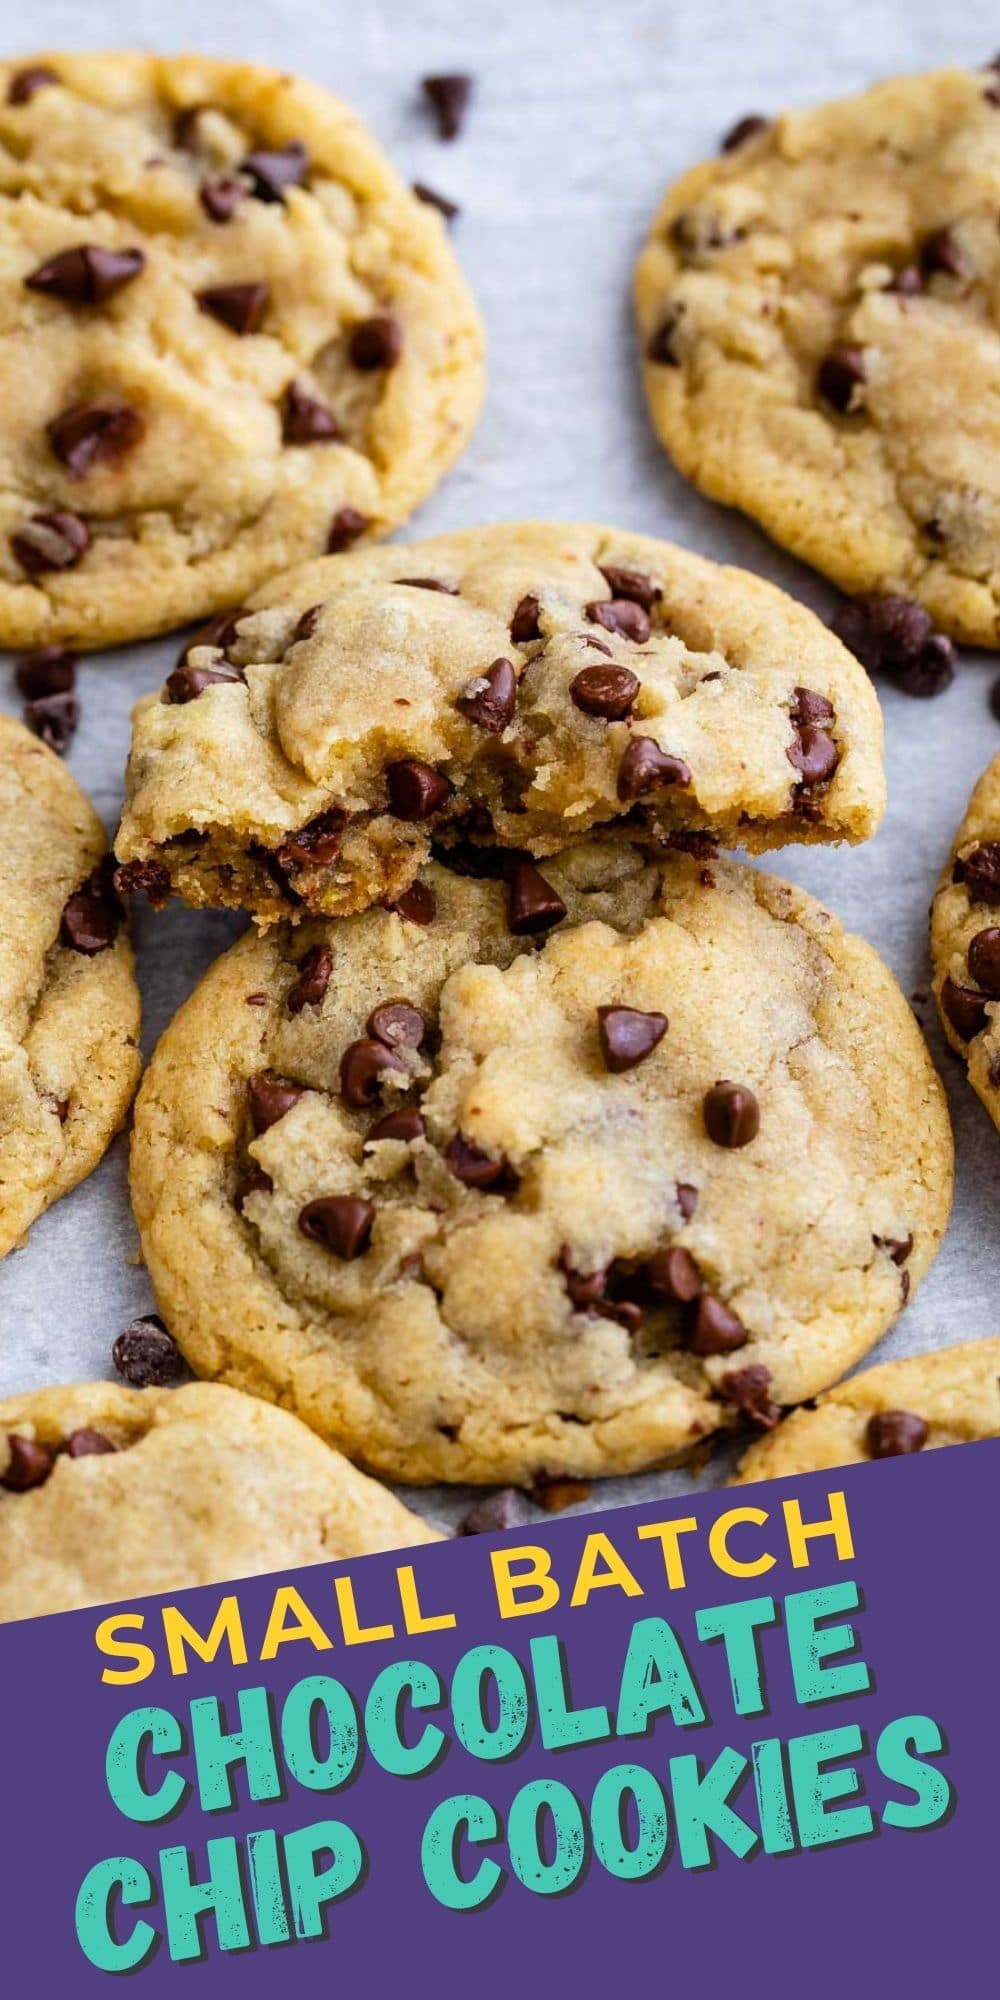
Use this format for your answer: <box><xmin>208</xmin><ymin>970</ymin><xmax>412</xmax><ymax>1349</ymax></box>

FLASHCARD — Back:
<box><xmin>326</xmin><ymin>508</ymin><xmax>368</xmax><ymax>555</ymax></box>
<box><xmin>197</xmin><ymin>283</ymin><xmax>269</xmax><ymax>334</ymax></box>
<box><xmin>412</xmin><ymin>181</ymin><xmax>460</xmax><ymax>220</ymax></box>
<box><xmin>893</xmin><ymin>633</ymin><xmax>955</xmax><ymax>699</ymax></box>
<box><xmin>510</xmin><ymin>593</ymin><xmax>542</xmax><ymax>644</ymax></box>
<box><xmin>703</xmin><ymin>1080</ymin><xmax>759</xmax><ymax>1148</ymax></box>
<box><xmin>47</xmin><ymin>401</ymin><xmax>144</xmax><ymax>477</ymax></box>
<box><xmin>248</xmin><ymin>1070</ymin><xmax>307</xmax><ymax>1134</ymax></box>
<box><xmin>617</xmin><ymin>736</ymin><xmax>691</xmax><ymax>800</ymax></box>
<box><xmin>597</xmin><ymin>565</ymin><xmax>662</xmax><ymax>612</ymax></box>
<box><xmin>445</xmin><ymin>1135</ymin><xmax>510</xmax><ymax>1189</ymax></box>
<box><xmin>393</xmin><ymin>881</ymin><xmax>436</xmax><ymax>925</ymax></box>
<box><xmin>15</xmin><ymin>646</ymin><xmax>76</xmax><ymax>699</ymax></box>
<box><xmin>969</xmin><ymin>927</ymin><xmax>1000</xmax><ymax>996</ymax></box>
<box><xmin>676</xmin><ymin>1182</ymin><xmax>699</xmax><ymax>1220</ymax></box>
<box><xmin>788</xmin><ymin>723</ymin><xmax>839</xmax><ymax>786</ymax></box>
<box><xmin>340</xmin><ymin>1037</ymin><xmax>405</xmax><ymax>1109</ymax></box>
<box><xmin>26</xmin><ymin>244</ymin><xmax>145</xmax><ymax>306</ymax></box>
<box><xmin>166</xmin><ymin>658</ymin><xmax>243</xmax><ymax>703</ymax></box>
<box><xmin>368</xmin><ymin>1000</ymin><xmax>425</xmax><ymax>1049</ymax></box>
<box><xmin>275</xmin><ymin>808</ymin><xmax>348</xmax><ymax>872</ymax></box>
<box><xmin>571</xmin><ymin>663</ymin><xmax>640</xmax><ymax>720</ymax></box>
<box><xmin>199</xmin><ymin>175</ymin><xmax>247</xmax><ymax>222</ymax></box>
<box><xmin>920</xmin><ymin>226</ymin><xmax>964</xmax><ymax>279</ymax></box>
<box><xmin>60</xmin><ymin>871</ymin><xmax>119</xmax><ymax>955</ymax></box>
<box><xmin>112</xmin><ymin>1314</ymin><xmax>185</xmax><ymax>1387</ymax></box>
<box><xmin>11</xmin><ymin>509</ymin><xmax>89</xmax><ymax>575</ymax></box>
<box><xmin>587</xmin><ymin>597</ymin><xmax>651</xmax><ymax>644</ymax></box>
<box><xmin>720</xmin><ymin>112</ymin><xmax>770</xmax><ymax>151</ymax></box>
<box><xmin>645</xmin><ymin>1246</ymin><xmax>702</xmax><ymax>1302</ymax></box>
<box><xmin>299</xmin><ymin>1195</ymin><xmax>375</xmax><ymax>1259</ymax></box>
<box><xmin>506</xmin><ymin>860</ymin><xmax>567</xmax><ymax>936</ymax></box>
<box><xmin>1</xmin><ymin>1434</ymin><xmax>55</xmax><ymax>1490</ymax></box>
<box><xmin>866</xmin><ymin>1410</ymin><xmax>929</xmax><ymax>1458</ymax></box>
<box><xmin>957</xmin><ymin>842</ymin><xmax>1000</xmax><ymax>904</ymax></box>
<box><xmin>457</xmin><ymin>657</ymin><xmax>517</xmax><ymax>733</ymax></box>
<box><xmin>366</xmin><ymin>1105</ymin><xmax>426</xmax><ymax>1145</ymax></box>
<box><xmin>282</xmin><ymin>381</ymin><xmax>341</xmax><ymax>444</ymax></box>
<box><xmin>597</xmin><ymin>1005</ymin><xmax>668</xmax><ymax>1073</ymax></box>
<box><xmin>647</xmin><ymin>310</ymin><xmax>682</xmax><ymax>365</ymax></box>
<box><xmin>64</xmin><ymin>1428</ymin><xmax>117</xmax><ymax>1458</ymax></box>
<box><xmin>817</xmin><ymin>345</ymin><xmax>866</xmax><ymax>413</ymax></box>
<box><xmin>873</xmin><ymin>1231</ymin><xmax>913</xmax><ymax>1266</ymax></box>
<box><xmin>832</xmin><ymin>592</ymin><xmax>955</xmax><ymax>696</ymax></box>
<box><xmin>422</xmin><ymin>73</ymin><xmax>473</xmax><ymax>140</ymax></box>
<box><xmin>460</xmin><ymin>1488</ymin><xmax>535</xmax><ymax>1534</ymax></box>
<box><xmin>288</xmin><ymin>944</ymin><xmax>333</xmax><ymax>1014</ymax></box>
<box><xmin>235</xmin><ymin>1161</ymin><xmax>273</xmax><ymax>1210</ymax></box>
<box><xmin>7</xmin><ymin>65</ymin><xmax>58</xmax><ymax>104</ymax></box>
<box><xmin>941</xmin><ymin>974</ymin><xmax>989</xmax><ymax>1041</ymax></box>
<box><xmin>722</xmin><ymin>1364</ymin><xmax>779</xmax><ymax>1429</ymax></box>
<box><xmin>242</xmin><ymin>141</ymin><xmax>308</xmax><ymax>202</ymax></box>
<box><xmin>385</xmin><ymin>759</ymin><xmax>452</xmax><ymax>820</ymax></box>
<box><xmin>25</xmin><ymin>689</ymin><xmax>78</xmax><ymax>754</ymax></box>
<box><xmin>396</xmin><ymin>576</ymin><xmax>458</xmax><ymax>593</ymax></box>
<box><xmin>690</xmin><ymin>1292</ymin><xmax>749</xmax><ymax>1355</ymax></box>
<box><xmin>349</xmin><ymin>315</ymin><xmax>403</xmax><ymax>370</ymax></box>
<box><xmin>112</xmin><ymin>859</ymin><xmax>171</xmax><ymax>907</ymax></box>
<box><xmin>791</xmin><ymin>686</ymin><xmax>834</xmax><ymax>727</ymax></box>
<box><xmin>886</xmin><ymin>264</ymin><xmax>924</xmax><ymax>296</ymax></box>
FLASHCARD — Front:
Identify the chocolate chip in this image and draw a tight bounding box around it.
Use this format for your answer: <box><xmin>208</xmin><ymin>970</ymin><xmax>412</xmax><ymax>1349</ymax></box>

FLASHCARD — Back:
<box><xmin>366</xmin><ymin>1105</ymin><xmax>426</xmax><ymax>1145</ymax></box>
<box><xmin>968</xmin><ymin>927</ymin><xmax>1000</xmax><ymax>996</ymax></box>
<box><xmin>393</xmin><ymin>881</ymin><xmax>436</xmax><ymax>925</ymax></box>
<box><xmin>920</xmin><ymin>226</ymin><xmax>964</xmax><ymax>279</ymax></box>
<box><xmin>1</xmin><ymin>1434</ymin><xmax>55</xmax><ymax>1491</ymax></box>
<box><xmin>60</xmin><ymin>869</ymin><xmax>120</xmax><ymax>955</ymax></box>
<box><xmin>817</xmin><ymin>345</ymin><xmax>866</xmax><ymax>413</ymax></box>
<box><xmin>282</xmin><ymin>381</ymin><xmax>341</xmax><ymax>444</ymax></box>
<box><xmin>24</xmin><ymin>688</ymin><xmax>78</xmax><ymax>754</ymax></box>
<box><xmin>412</xmin><ymin>181</ymin><xmax>460</xmax><ymax>220</ymax></box>
<box><xmin>990</xmin><ymin>674</ymin><xmax>1000</xmax><ymax>723</ymax></box>
<box><xmin>172</xmin><ymin>103</ymin><xmax>211</xmax><ymax>150</ymax></box>
<box><xmin>112</xmin><ymin>859</ymin><xmax>171</xmax><ymax>907</ymax></box>
<box><xmin>15</xmin><ymin>646</ymin><xmax>76</xmax><ymax>699</ymax></box>
<box><xmin>385</xmin><ymin>759</ymin><xmax>452</xmax><ymax>820</ymax></box>
<box><xmin>676</xmin><ymin>1181</ymin><xmax>698</xmax><ymax>1220</ymax></box>
<box><xmin>445</xmin><ymin>1135</ymin><xmax>510</xmax><ymax>1189</ymax></box>
<box><xmin>866</xmin><ymin>1410</ymin><xmax>929</xmax><ymax>1458</ymax></box>
<box><xmin>199</xmin><ymin>175</ymin><xmax>246</xmax><ymax>222</ymax></box>
<box><xmin>510</xmin><ymin>594</ymin><xmax>542</xmax><ymax>644</ymax></box>
<box><xmin>956</xmin><ymin>842</ymin><xmax>1000</xmax><ymax>904</ymax></box>
<box><xmin>422</xmin><ymin>73</ymin><xmax>473</xmax><ymax>140</ymax></box>
<box><xmin>26</xmin><ymin>244</ymin><xmax>145</xmax><ymax>306</ymax></box>
<box><xmin>288</xmin><ymin>944</ymin><xmax>333</xmax><ymax>1014</ymax></box>
<box><xmin>242</xmin><ymin>141</ymin><xmax>308</xmax><ymax>202</ymax></box>
<box><xmin>275</xmin><ymin>808</ymin><xmax>348</xmax><ymax>872</ymax></box>
<box><xmin>597</xmin><ymin>565</ymin><xmax>662</xmax><ymax>612</ymax></box>
<box><xmin>327</xmin><ymin>507</ymin><xmax>369</xmax><ymax>552</ymax></box>
<box><xmin>791</xmin><ymin>686</ymin><xmax>834</xmax><ymax>727</ymax></box>
<box><xmin>64</xmin><ymin>1428</ymin><xmax>117</xmax><ymax>1458</ymax></box>
<box><xmin>174</xmin><ymin>609</ymin><xmax>245</xmax><ymax>668</ymax></box>
<box><xmin>617</xmin><ymin>737</ymin><xmax>691</xmax><ymax>800</ymax></box>
<box><xmin>299</xmin><ymin>1195</ymin><xmax>375</xmax><ymax>1259</ymax></box>
<box><xmin>722</xmin><ymin>1363</ymin><xmax>779</xmax><ymax>1429</ymax></box>
<box><xmin>896</xmin><ymin>633</ymin><xmax>955</xmax><ymax>699</ymax></box>
<box><xmin>11</xmin><ymin>509</ymin><xmax>89</xmax><ymax>575</ymax></box>
<box><xmin>368</xmin><ymin>1000</ymin><xmax>425</xmax><ymax>1048</ymax></box>
<box><xmin>47</xmin><ymin>401</ymin><xmax>144</xmax><ymax>477</ymax></box>
<box><xmin>645</xmin><ymin>1246</ymin><xmax>702</xmax><ymax>1302</ymax></box>
<box><xmin>349</xmin><ymin>315</ymin><xmax>403</xmax><ymax>370</ymax></box>
<box><xmin>703</xmin><ymin>1081</ymin><xmax>759</xmax><ymax>1148</ymax></box>
<box><xmin>166</xmin><ymin>658</ymin><xmax>243</xmax><ymax>703</ymax></box>
<box><xmin>459</xmin><ymin>1488</ymin><xmax>534</xmax><ymax>1534</ymax></box>
<box><xmin>457</xmin><ymin>657</ymin><xmax>517</xmax><ymax>732</ymax></box>
<box><xmin>197</xmin><ymin>283</ymin><xmax>269</xmax><ymax>334</ymax></box>
<box><xmin>570</xmin><ymin>663</ymin><xmax>640</xmax><ymax>720</ymax></box>
<box><xmin>340</xmin><ymin>1037</ymin><xmax>405</xmax><ymax>1109</ymax></box>
<box><xmin>597</xmin><ymin>1005</ymin><xmax>668</xmax><ymax>1073</ymax></box>
<box><xmin>248</xmin><ymin>1070</ymin><xmax>307</xmax><ymax>1133</ymax></box>
<box><xmin>873</xmin><ymin>1231</ymin><xmax>913</xmax><ymax>1266</ymax></box>
<box><xmin>788</xmin><ymin>723</ymin><xmax>839</xmax><ymax>786</ymax></box>
<box><xmin>940</xmin><ymin>975</ymin><xmax>989</xmax><ymax>1041</ymax></box>
<box><xmin>833</xmin><ymin>593</ymin><xmax>930</xmax><ymax>672</ymax></box>
<box><xmin>503</xmin><ymin>859</ymin><xmax>566</xmax><ymax>936</ymax></box>
<box><xmin>235</xmin><ymin>1161</ymin><xmax>273</xmax><ymax>1210</ymax></box>
<box><xmin>586</xmin><ymin>598</ymin><xmax>651</xmax><ymax>644</ymax></box>
<box><xmin>720</xmin><ymin>112</ymin><xmax>770</xmax><ymax>151</ymax></box>
<box><xmin>690</xmin><ymin>1292</ymin><xmax>749</xmax><ymax>1355</ymax></box>
<box><xmin>533</xmin><ymin>1476</ymin><xmax>592</xmax><ymax>1512</ymax></box>
<box><xmin>8</xmin><ymin>65</ymin><xmax>58</xmax><ymax>104</ymax></box>
<box><xmin>112</xmin><ymin>1314</ymin><xmax>185</xmax><ymax>1387</ymax></box>
<box><xmin>886</xmin><ymin>264</ymin><xmax>924</xmax><ymax>296</ymax></box>
<box><xmin>396</xmin><ymin>576</ymin><xmax>458</xmax><ymax>593</ymax></box>
<box><xmin>647</xmin><ymin>310</ymin><xmax>682</xmax><ymax>365</ymax></box>
<box><xmin>559</xmin><ymin>1250</ymin><xmax>610</xmax><ymax>1308</ymax></box>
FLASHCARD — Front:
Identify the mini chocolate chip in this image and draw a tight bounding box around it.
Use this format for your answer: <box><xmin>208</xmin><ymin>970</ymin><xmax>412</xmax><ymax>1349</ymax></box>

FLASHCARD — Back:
<box><xmin>174</xmin><ymin>609</ymin><xmax>245</xmax><ymax>668</ymax></box>
<box><xmin>393</xmin><ymin>881</ymin><xmax>436</xmax><ymax>925</ymax></box>
<box><xmin>11</xmin><ymin>509</ymin><xmax>89</xmax><ymax>575</ymax></box>
<box><xmin>112</xmin><ymin>1314</ymin><xmax>185</xmax><ymax>1387</ymax></box>
<box><xmin>920</xmin><ymin>226</ymin><xmax>964</xmax><ymax>279</ymax></box>
<box><xmin>941</xmin><ymin>975</ymin><xmax>989</xmax><ymax>1041</ymax></box>
<box><xmin>667</xmin><ymin>831</ymin><xmax>718</xmax><ymax>861</ymax></box>
<box><xmin>886</xmin><ymin>264</ymin><xmax>924</xmax><ymax>296</ymax></box>
<box><xmin>597</xmin><ymin>1005</ymin><xmax>668</xmax><ymax>1073</ymax></box>
<box><xmin>60</xmin><ymin>871</ymin><xmax>119</xmax><ymax>955</ymax></box>
<box><xmin>199</xmin><ymin>174</ymin><xmax>246</xmax><ymax>222</ymax></box>
<box><xmin>676</xmin><ymin>1181</ymin><xmax>699</xmax><ymax>1220</ymax></box>
<box><xmin>15</xmin><ymin>646</ymin><xmax>76</xmax><ymax>698</ymax></box>
<box><xmin>957</xmin><ymin>842</ymin><xmax>1000</xmax><ymax>904</ymax></box>
<box><xmin>571</xmin><ymin>663</ymin><xmax>640</xmax><ymax>720</ymax></box>
<box><xmin>242</xmin><ymin>141</ymin><xmax>308</xmax><ymax>202</ymax></box>
<box><xmin>968</xmin><ymin>927</ymin><xmax>1000</xmax><ymax>996</ymax></box>
<box><xmin>720</xmin><ymin>112</ymin><xmax>770</xmax><ymax>151</ymax></box>
<box><xmin>197</xmin><ymin>283</ymin><xmax>269</xmax><ymax>334</ymax></box>
<box><xmin>791</xmin><ymin>686</ymin><xmax>834</xmax><ymax>726</ymax></box>
<box><xmin>288</xmin><ymin>944</ymin><xmax>333</xmax><ymax>1014</ymax></box>
<box><xmin>893</xmin><ymin>633</ymin><xmax>955</xmax><ymax>699</ymax></box>
<box><xmin>299</xmin><ymin>1195</ymin><xmax>375</xmax><ymax>1259</ymax></box>
<box><xmin>510</xmin><ymin>593</ymin><xmax>542</xmax><ymax>643</ymax></box>
<box><xmin>8</xmin><ymin>65</ymin><xmax>58</xmax><ymax>104</ymax></box>
<box><xmin>460</xmin><ymin>1488</ymin><xmax>534</xmax><ymax>1534</ymax></box>
<box><xmin>166</xmin><ymin>658</ymin><xmax>243</xmax><ymax>703</ymax></box>
<box><xmin>368</xmin><ymin>1000</ymin><xmax>425</xmax><ymax>1048</ymax></box>
<box><xmin>817</xmin><ymin>345</ymin><xmax>866</xmax><ymax>413</ymax></box>
<box><xmin>64</xmin><ymin>1428</ymin><xmax>117</xmax><ymax>1458</ymax></box>
<box><xmin>248</xmin><ymin>1070</ymin><xmax>307</xmax><ymax>1133</ymax></box>
<box><xmin>597</xmin><ymin>565</ymin><xmax>662</xmax><ymax>611</ymax></box>
<box><xmin>327</xmin><ymin>507</ymin><xmax>369</xmax><ymax>552</ymax></box>
<box><xmin>990</xmin><ymin>675</ymin><xmax>1000</xmax><ymax>723</ymax></box>
<box><xmin>506</xmin><ymin>860</ymin><xmax>567</xmax><ymax>936</ymax></box>
<box><xmin>559</xmin><ymin>1250</ymin><xmax>610</xmax><ymax>1308</ymax></box>
<box><xmin>349</xmin><ymin>315</ymin><xmax>403</xmax><ymax>370</ymax></box>
<box><xmin>235</xmin><ymin>1162</ymin><xmax>273</xmax><ymax>1210</ymax></box>
<box><xmin>690</xmin><ymin>1292</ymin><xmax>749</xmax><ymax>1355</ymax></box>
<box><xmin>246</xmin><ymin>993</ymin><xmax>269</xmax><ymax>1007</ymax></box>
<box><xmin>873</xmin><ymin>1231</ymin><xmax>914</xmax><ymax>1266</ymax></box>
<box><xmin>458</xmin><ymin>657</ymin><xmax>517</xmax><ymax>733</ymax></box>
<box><xmin>26</xmin><ymin>244</ymin><xmax>145</xmax><ymax>305</ymax></box>
<box><xmin>703</xmin><ymin>1080</ymin><xmax>759</xmax><ymax>1147</ymax></box>
<box><xmin>112</xmin><ymin>859</ymin><xmax>171</xmax><ymax>907</ymax></box>
<box><xmin>385</xmin><ymin>759</ymin><xmax>452</xmax><ymax>820</ymax></box>
<box><xmin>1</xmin><ymin>1434</ymin><xmax>55</xmax><ymax>1490</ymax></box>
<box><xmin>722</xmin><ymin>1363</ymin><xmax>779</xmax><ymax>1429</ymax></box>
<box><xmin>412</xmin><ymin>181</ymin><xmax>460</xmax><ymax>220</ymax></box>
<box><xmin>25</xmin><ymin>689</ymin><xmax>77</xmax><ymax>753</ymax></box>
<box><xmin>340</xmin><ymin>1037</ymin><xmax>405</xmax><ymax>1109</ymax></box>
<box><xmin>422</xmin><ymin>73</ymin><xmax>473</xmax><ymax>140</ymax></box>
<box><xmin>645</xmin><ymin>1246</ymin><xmax>702</xmax><ymax>1302</ymax></box>
<box><xmin>445</xmin><ymin>1135</ymin><xmax>510</xmax><ymax>1189</ymax></box>
<box><xmin>586</xmin><ymin>598</ymin><xmax>651</xmax><ymax>644</ymax></box>
<box><xmin>276</xmin><ymin>808</ymin><xmax>348</xmax><ymax>872</ymax></box>
<box><xmin>48</xmin><ymin>401</ymin><xmax>144</xmax><ymax>477</ymax></box>
<box><xmin>366</xmin><ymin>1105</ymin><xmax>426</xmax><ymax>1145</ymax></box>
<box><xmin>617</xmin><ymin>737</ymin><xmax>692</xmax><ymax>800</ymax></box>
<box><xmin>282</xmin><ymin>381</ymin><xmax>341</xmax><ymax>443</ymax></box>
<box><xmin>866</xmin><ymin>1410</ymin><xmax>929</xmax><ymax>1457</ymax></box>
<box><xmin>647</xmin><ymin>310</ymin><xmax>682</xmax><ymax>365</ymax></box>
<box><xmin>788</xmin><ymin>723</ymin><xmax>839</xmax><ymax>785</ymax></box>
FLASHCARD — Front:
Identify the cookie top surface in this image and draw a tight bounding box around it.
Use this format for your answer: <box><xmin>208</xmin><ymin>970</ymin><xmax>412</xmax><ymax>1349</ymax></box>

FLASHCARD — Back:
<box><xmin>115</xmin><ymin>521</ymin><xmax>885</xmax><ymax>924</ymax></box>
<box><xmin>0</xmin><ymin>51</ymin><xmax>483</xmax><ymax>649</ymax></box>
<box><xmin>130</xmin><ymin>843</ymin><xmax>952</xmax><ymax>1487</ymax></box>
<box><xmin>0</xmin><ymin>1379</ymin><xmax>438</xmax><ymax>1621</ymax></box>
<box><xmin>0</xmin><ymin>715</ymin><xmax>140</xmax><ymax>1261</ymax></box>
<box><xmin>930</xmin><ymin>751</ymin><xmax>1000</xmax><ymax>1125</ymax></box>
<box><xmin>636</xmin><ymin>65</ymin><xmax>1000</xmax><ymax>647</ymax></box>
<box><xmin>734</xmin><ymin>1336</ymin><xmax>1000</xmax><ymax>1483</ymax></box>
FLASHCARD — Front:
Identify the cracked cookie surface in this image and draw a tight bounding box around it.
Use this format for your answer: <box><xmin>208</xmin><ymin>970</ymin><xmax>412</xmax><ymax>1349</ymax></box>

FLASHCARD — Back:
<box><xmin>0</xmin><ymin>1379</ymin><xmax>437</xmax><ymax>1621</ymax></box>
<box><xmin>931</xmin><ymin>751</ymin><xmax>1000</xmax><ymax>1125</ymax></box>
<box><xmin>0</xmin><ymin>51</ymin><xmax>483</xmax><ymax>649</ymax></box>
<box><xmin>0</xmin><ymin>715</ymin><xmax>140</xmax><ymax>1261</ymax></box>
<box><xmin>115</xmin><ymin>521</ymin><xmax>885</xmax><ymax>925</ymax></box>
<box><xmin>129</xmin><ymin>844</ymin><xmax>951</xmax><ymax>1486</ymax></box>
<box><xmin>636</xmin><ymin>65</ymin><xmax>1000</xmax><ymax>646</ymax></box>
<box><xmin>734</xmin><ymin>1336</ymin><xmax>1000</xmax><ymax>1483</ymax></box>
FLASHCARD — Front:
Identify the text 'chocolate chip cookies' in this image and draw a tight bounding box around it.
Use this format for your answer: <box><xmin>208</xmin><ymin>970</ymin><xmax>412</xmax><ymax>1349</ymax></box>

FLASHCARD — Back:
<box><xmin>115</xmin><ymin>522</ymin><xmax>886</xmax><ymax>924</ymax></box>
<box><xmin>129</xmin><ymin>845</ymin><xmax>952</xmax><ymax>1487</ymax></box>
<box><xmin>0</xmin><ymin>52</ymin><xmax>483</xmax><ymax>649</ymax></box>
<box><xmin>0</xmin><ymin>716</ymin><xmax>140</xmax><ymax>1263</ymax></box>
<box><xmin>636</xmin><ymin>64</ymin><xmax>1000</xmax><ymax>646</ymax></box>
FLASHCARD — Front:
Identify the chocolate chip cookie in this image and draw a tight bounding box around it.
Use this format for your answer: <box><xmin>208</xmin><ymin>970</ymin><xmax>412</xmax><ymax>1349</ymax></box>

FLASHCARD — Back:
<box><xmin>734</xmin><ymin>1336</ymin><xmax>1000</xmax><ymax>1483</ymax></box>
<box><xmin>931</xmin><ymin>751</ymin><xmax>1000</xmax><ymax>1123</ymax></box>
<box><xmin>114</xmin><ymin>522</ymin><xmax>885</xmax><ymax>925</ymax></box>
<box><xmin>0</xmin><ymin>715</ymin><xmax>140</xmax><ymax>1260</ymax></box>
<box><xmin>0</xmin><ymin>52</ymin><xmax>483</xmax><ymax>649</ymax></box>
<box><xmin>636</xmin><ymin>63</ymin><xmax>1000</xmax><ymax>646</ymax></box>
<box><xmin>129</xmin><ymin>844</ymin><xmax>951</xmax><ymax>1486</ymax></box>
<box><xmin>0</xmin><ymin>1379</ymin><xmax>438</xmax><ymax>1620</ymax></box>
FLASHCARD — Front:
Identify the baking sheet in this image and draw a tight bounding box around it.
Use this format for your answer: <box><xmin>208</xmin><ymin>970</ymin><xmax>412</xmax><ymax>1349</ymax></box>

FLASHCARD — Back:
<box><xmin>2</xmin><ymin>0</ymin><xmax>999</xmax><ymax>1532</ymax></box>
